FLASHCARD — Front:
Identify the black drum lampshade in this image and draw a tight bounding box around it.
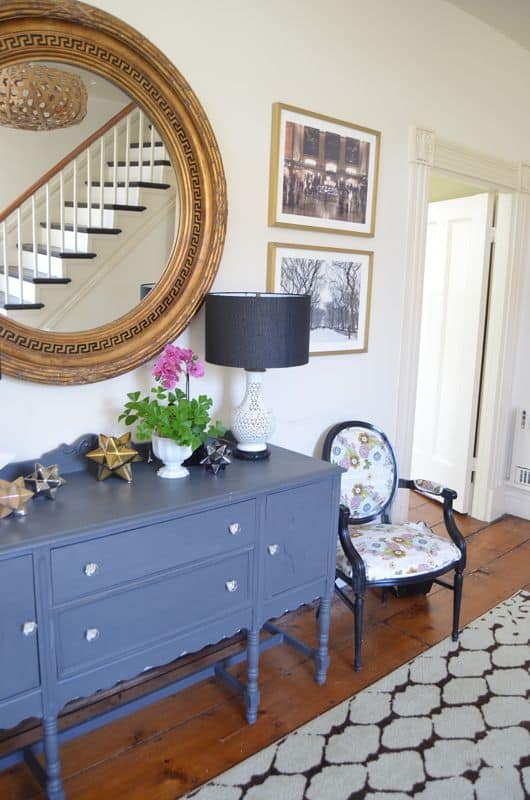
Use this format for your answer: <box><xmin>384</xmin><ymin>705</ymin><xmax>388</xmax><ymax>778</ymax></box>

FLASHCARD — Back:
<box><xmin>205</xmin><ymin>292</ymin><xmax>310</xmax><ymax>370</ymax></box>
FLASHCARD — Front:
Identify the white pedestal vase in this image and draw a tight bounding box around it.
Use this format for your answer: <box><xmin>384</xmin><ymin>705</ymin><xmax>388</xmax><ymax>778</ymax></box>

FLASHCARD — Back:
<box><xmin>232</xmin><ymin>370</ymin><xmax>274</xmax><ymax>459</ymax></box>
<box><xmin>151</xmin><ymin>435</ymin><xmax>192</xmax><ymax>479</ymax></box>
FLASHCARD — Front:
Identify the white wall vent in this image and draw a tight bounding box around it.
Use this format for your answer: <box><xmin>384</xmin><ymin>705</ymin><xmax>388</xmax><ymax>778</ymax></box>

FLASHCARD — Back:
<box><xmin>510</xmin><ymin>409</ymin><xmax>530</xmax><ymax>490</ymax></box>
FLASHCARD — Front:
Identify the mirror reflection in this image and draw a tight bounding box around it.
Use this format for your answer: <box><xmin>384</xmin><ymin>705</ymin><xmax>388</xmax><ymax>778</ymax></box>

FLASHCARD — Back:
<box><xmin>0</xmin><ymin>62</ymin><xmax>178</xmax><ymax>332</ymax></box>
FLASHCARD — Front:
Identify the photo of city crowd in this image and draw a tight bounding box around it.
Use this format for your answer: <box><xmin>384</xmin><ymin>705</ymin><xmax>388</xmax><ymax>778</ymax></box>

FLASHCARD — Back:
<box><xmin>268</xmin><ymin>243</ymin><xmax>373</xmax><ymax>354</ymax></box>
<box><xmin>269</xmin><ymin>105</ymin><xmax>380</xmax><ymax>236</ymax></box>
<box><xmin>282</xmin><ymin>124</ymin><xmax>368</xmax><ymax>223</ymax></box>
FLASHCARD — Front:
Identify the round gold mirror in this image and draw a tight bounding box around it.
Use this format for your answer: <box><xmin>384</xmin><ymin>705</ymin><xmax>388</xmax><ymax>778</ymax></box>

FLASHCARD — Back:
<box><xmin>0</xmin><ymin>0</ymin><xmax>227</xmax><ymax>384</ymax></box>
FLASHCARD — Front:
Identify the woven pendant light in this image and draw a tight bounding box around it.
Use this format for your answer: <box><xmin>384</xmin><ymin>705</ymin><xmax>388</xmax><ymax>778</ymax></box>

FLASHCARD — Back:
<box><xmin>0</xmin><ymin>63</ymin><xmax>87</xmax><ymax>131</ymax></box>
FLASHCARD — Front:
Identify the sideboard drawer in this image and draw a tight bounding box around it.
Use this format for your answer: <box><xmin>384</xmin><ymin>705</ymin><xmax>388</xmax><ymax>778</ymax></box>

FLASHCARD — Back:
<box><xmin>264</xmin><ymin>480</ymin><xmax>333</xmax><ymax>599</ymax></box>
<box><xmin>51</xmin><ymin>499</ymin><xmax>255</xmax><ymax>604</ymax></box>
<box><xmin>56</xmin><ymin>551</ymin><xmax>252</xmax><ymax>675</ymax></box>
<box><xmin>0</xmin><ymin>557</ymin><xmax>40</xmax><ymax>702</ymax></box>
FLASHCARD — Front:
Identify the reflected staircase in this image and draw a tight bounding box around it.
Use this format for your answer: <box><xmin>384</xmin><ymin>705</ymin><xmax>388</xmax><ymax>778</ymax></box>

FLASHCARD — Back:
<box><xmin>0</xmin><ymin>104</ymin><xmax>175</xmax><ymax>327</ymax></box>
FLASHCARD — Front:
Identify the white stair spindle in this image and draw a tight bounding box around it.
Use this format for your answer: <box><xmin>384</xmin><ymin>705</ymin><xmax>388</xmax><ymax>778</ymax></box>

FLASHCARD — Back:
<box><xmin>16</xmin><ymin>208</ymin><xmax>23</xmax><ymax>303</ymax></box>
<box><xmin>2</xmin><ymin>221</ymin><xmax>7</xmax><ymax>302</ymax></box>
<box><xmin>86</xmin><ymin>146</ymin><xmax>91</xmax><ymax>229</ymax></box>
<box><xmin>31</xmin><ymin>195</ymin><xmax>37</xmax><ymax>278</ymax></box>
<box><xmin>138</xmin><ymin>110</ymin><xmax>144</xmax><ymax>183</ymax></box>
<box><xmin>150</xmin><ymin>123</ymin><xmax>155</xmax><ymax>182</ymax></box>
<box><xmin>59</xmin><ymin>172</ymin><xmax>65</xmax><ymax>253</ymax></box>
<box><xmin>113</xmin><ymin>126</ymin><xmax>118</xmax><ymax>207</ymax></box>
<box><xmin>45</xmin><ymin>184</ymin><xmax>51</xmax><ymax>278</ymax></box>
<box><xmin>125</xmin><ymin>114</ymin><xmax>130</xmax><ymax>205</ymax></box>
<box><xmin>99</xmin><ymin>139</ymin><xmax>104</xmax><ymax>227</ymax></box>
<box><xmin>73</xmin><ymin>158</ymin><xmax>78</xmax><ymax>253</ymax></box>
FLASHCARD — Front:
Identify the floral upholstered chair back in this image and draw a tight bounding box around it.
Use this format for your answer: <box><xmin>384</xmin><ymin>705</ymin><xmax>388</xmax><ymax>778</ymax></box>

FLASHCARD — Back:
<box><xmin>324</xmin><ymin>422</ymin><xmax>398</xmax><ymax>523</ymax></box>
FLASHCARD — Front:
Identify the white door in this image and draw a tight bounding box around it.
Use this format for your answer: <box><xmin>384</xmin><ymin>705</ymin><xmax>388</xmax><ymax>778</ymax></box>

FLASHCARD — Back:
<box><xmin>411</xmin><ymin>193</ymin><xmax>494</xmax><ymax>514</ymax></box>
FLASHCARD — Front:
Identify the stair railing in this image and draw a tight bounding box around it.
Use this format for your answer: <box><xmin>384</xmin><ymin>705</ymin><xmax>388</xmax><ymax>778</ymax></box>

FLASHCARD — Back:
<box><xmin>0</xmin><ymin>102</ymin><xmax>165</xmax><ymax>308</ymax></box>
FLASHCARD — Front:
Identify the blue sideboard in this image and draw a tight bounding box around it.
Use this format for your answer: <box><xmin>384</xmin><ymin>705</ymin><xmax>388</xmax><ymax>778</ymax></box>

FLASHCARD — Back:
<box><xmin>0</xmin><ymin>437</ymin><xmax>341</xmax><ymax>799</ymax></box>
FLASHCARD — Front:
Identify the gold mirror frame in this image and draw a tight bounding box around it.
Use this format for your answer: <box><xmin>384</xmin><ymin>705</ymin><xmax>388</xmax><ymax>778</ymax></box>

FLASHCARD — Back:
<box><xmin>0</xmin><ymin>0</ymin><xmax>227</xmax><ymax>384</ymax></box>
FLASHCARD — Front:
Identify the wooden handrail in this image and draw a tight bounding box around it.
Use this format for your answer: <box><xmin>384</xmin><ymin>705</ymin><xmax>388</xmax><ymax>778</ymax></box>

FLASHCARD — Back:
<box><xmin>0</xmin><ymin>101</ymin><xmax>135</xmax><ymax>223</ymax></box>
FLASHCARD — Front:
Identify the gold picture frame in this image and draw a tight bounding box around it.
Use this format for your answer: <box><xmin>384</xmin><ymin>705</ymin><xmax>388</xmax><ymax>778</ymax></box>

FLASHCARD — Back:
<box><xmin>268</xmin><ymin>103</ymin><xmax>380</xmax><ymax>237</ymax></box>
<box><xmin>267</xmin><ymin>242</ymin><xmax>373</xmax><ymax>355</ymax></box>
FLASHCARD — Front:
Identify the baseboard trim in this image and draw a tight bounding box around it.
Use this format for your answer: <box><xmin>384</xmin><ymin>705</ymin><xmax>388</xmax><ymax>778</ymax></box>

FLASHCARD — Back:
<box><xmin>504</xmin><ymin>483</ymin><xmax>530</xmax><ymax>520</ymax></box>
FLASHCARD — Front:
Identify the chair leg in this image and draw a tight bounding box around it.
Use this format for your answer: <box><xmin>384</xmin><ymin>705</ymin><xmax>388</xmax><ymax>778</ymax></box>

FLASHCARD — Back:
<box><xmin>452</xmin><ymin>567</ymin><xmax>464</xmax><ymax>641</ymax></box>
<box><xmin>354</xmin><ymin>591</ymin><xmax>365</xmax><ymax>671</ymax></box>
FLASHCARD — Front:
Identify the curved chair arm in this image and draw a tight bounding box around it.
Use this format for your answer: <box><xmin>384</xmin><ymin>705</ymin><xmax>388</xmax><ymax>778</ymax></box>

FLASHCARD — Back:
<box><xmin>439</xmin><ymin>491</ymin><xmax>467</xmax><ymax>568</ymax></box>
<box><xmin>399</xmin><ymin>478</ymin><xmax>467</xmax><ymax>567</ymax></box>
<box><xmin>338</xmin><ymin>504</ymin><xmax>367</xmax><ymax>592</ymax></box>
<box><xmin>413</xmin><ymin>478</ymin><xmax>444</xmax><ymax>495</ymax></box>
<box><xmin>399</xmin><ymin>477</ymin><xmax>444</xmax><ymax>495</ymax></box>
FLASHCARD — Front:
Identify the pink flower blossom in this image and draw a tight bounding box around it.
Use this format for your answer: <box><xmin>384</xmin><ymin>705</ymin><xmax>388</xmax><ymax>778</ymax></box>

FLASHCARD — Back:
<box><xmin>188</xmin><ymin>359</ymin><xmax>205</xmax><ymax>377</ymax></box>
<box><xmin>152</xmin><ymin>345</ymin><xmax>205</xmax><ymax>391</ymax></box>
<box><xmin>153</xmin><ymin>364</ymin><xmax>179</xmax><ymax>390</ymax></box>
<box><xmin>152</xmin><ymin>345</ymin><xmax>182</xmax><ymax>390</ymax></box>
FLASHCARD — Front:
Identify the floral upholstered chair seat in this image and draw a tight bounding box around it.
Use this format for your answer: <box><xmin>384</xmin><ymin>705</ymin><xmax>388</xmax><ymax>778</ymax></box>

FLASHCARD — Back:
<box><xmin>336</xmin><ymin>521</ymin><xmax>462</xmax><ymax>582</ymax></box>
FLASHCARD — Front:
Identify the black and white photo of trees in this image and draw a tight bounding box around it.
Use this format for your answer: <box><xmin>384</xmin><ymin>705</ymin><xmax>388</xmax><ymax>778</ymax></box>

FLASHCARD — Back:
<box><xmin>271</xmin><ymin>245</ymin><xmax>372</xmax><ymax>353</ymax></box>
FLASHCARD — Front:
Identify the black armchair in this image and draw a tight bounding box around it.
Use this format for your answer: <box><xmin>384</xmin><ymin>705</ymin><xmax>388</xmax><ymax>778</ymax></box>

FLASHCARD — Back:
<box><xmin>323</xmin><ymin>420</ymin><xmax>466</xmax><ymax>671</ymax></box>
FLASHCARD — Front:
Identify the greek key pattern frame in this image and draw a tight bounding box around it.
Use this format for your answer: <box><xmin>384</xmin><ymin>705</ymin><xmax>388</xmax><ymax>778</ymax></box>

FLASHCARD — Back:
<box><xmin>0</xmin><ymin>0</ymin><xmax>227</xmax><ymax>382</ymax></box>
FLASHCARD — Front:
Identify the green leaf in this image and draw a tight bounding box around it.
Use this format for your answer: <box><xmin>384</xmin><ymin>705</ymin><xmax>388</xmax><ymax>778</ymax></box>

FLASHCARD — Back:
<box><xmin>118</xmin><ymin>379</ymin><xmax>226</xmax><ymax>451</ymax></box>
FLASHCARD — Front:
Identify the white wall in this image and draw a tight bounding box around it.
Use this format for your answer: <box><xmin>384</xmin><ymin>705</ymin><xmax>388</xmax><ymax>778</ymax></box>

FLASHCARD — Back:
<box><xmin>2</xmin><ymin>0</ymin><xmax>530</xmax><ymax>504</ymax></box>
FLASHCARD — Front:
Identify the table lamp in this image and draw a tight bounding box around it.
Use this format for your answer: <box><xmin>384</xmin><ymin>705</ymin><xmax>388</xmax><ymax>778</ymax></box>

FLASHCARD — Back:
<box><xmin>205</xmin><ymin>292</ymin><xmax>310</xmax><ymax>459</ymax></box>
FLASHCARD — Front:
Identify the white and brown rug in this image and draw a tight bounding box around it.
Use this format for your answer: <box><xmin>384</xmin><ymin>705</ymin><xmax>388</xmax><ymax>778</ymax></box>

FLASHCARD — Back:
<box><xmin>184</xmin><ymin>590</ymin><xmax>530</xmax><ymax>799</ymax></box>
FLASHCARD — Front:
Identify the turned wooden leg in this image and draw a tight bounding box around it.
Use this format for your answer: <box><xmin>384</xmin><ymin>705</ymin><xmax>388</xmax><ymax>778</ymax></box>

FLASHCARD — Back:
<box><xmin>354</xmin><ymin>591</ymin><xmax>365</xmax><ymax>671</ymax></box>
<box><xmin>245</xmin><ymin>628</ymin><xmax>260</xmax><ymax>724</ymax></box>
<box><xmin>316</xmin><ymin>595</ymin><xmax>331</xmax><ymax>685</ymax></box>
<box><xmin>43</xmin><ymin>715</ymin><xmax>65</xmax><ymax>800</ymax></box>
<box><xmin>452</xmin><ymin>568</ymin><xmax>464</xmax><ymax>641</ymax></box>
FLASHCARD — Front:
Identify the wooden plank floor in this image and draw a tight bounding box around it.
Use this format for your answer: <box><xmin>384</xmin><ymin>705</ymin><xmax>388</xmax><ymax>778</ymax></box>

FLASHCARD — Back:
<box><xmin>2</xmin><ymin>493</ymin><xmax>530</xmax><ymax>800</ymax></box>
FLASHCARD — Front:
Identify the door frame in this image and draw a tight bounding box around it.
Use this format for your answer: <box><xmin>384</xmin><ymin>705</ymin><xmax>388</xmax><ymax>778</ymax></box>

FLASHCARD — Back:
<box><xmin>394</xmin><ymin>127</ymin><xmax>530</xmax><ymax>522</ymax></box>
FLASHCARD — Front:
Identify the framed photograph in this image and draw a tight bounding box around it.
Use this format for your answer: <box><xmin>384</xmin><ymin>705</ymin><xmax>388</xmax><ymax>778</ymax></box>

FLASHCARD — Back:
<box><xmin>268</xmin><ymin>103</ymin><xmax>380</xmax><ymax>237</ymax></box>
<box><xmin>267</xmin><ymin>242</ymin><xmax>373</xmax><ymax>355</ymax></box>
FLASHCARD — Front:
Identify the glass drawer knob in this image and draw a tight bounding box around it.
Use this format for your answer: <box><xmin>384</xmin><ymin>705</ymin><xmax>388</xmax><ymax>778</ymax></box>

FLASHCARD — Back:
<box><xmin>228</xmin><ymin>522</ymin><xmax>241</xmax><ymax>535</ymax></box>
<box><xmin>85</xmin><ymin>628</ymin><xmax>100</xmax><ymax>642</ymax></box>
<box><xmin>267</xmin><ymin>544</ymin><xmax>280</xmax><ymax>556</ymax></box>
<box><xmin>225</xmin><ymin>580</ymin><xmax>238</xmax><ymax>592</ymax></box>
<box><xmin>84</xmin><ymin>562</ymin><xmax>99</xmax><ymax>577</ymax></box>
<box><xmin>22</xmin><ymin>621</ymin><xmax>37</xmax><ymax>636</ymax></box>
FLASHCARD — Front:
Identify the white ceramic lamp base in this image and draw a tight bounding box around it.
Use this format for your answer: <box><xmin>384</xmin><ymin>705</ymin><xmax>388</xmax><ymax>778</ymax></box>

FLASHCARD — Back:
<box><xmin>232</xmin><ymin>370</ymin><xmax>274</xmax><ymax>459</ymax></box>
